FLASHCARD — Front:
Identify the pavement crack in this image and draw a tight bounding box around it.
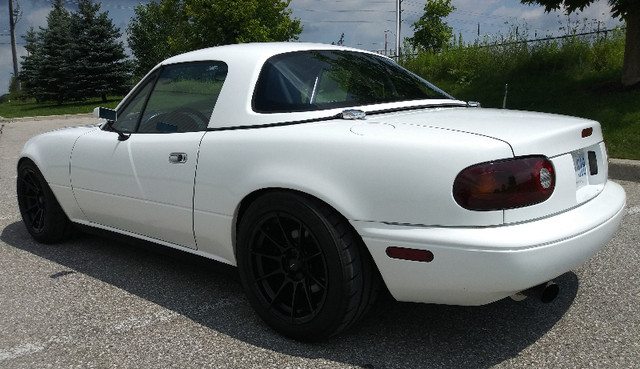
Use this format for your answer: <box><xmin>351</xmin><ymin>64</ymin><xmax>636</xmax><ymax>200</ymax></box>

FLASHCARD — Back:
<box><xmin>50</xmin><ymin>270</ymin><xmax>76</xmax><ymax>279</ymax></box>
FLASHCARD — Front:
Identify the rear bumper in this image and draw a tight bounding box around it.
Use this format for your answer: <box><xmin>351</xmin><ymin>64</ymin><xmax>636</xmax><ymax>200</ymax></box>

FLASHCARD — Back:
<box><xmin>353</xmin><ymin>180</ymin><xmax>626</xmax><ymax>305</ymax></box>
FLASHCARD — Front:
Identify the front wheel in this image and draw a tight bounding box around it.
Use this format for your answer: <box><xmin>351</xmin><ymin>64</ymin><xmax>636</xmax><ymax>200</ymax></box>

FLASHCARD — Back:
<box><xmin>237</xmin><ymin>192</ymin><xmax>379</xmax><ymax>340</ymax></box>
<box><xmin>17</xmin><ymin>160</ymin><xmax>72</xmax><ymax>244</ymax></box>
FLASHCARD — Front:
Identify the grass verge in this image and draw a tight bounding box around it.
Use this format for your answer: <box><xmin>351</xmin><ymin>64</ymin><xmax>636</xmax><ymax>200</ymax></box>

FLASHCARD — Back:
<box><xmin>0</xmin><ymin>97</ymin><xmax>121</xmax><ymax>119</ymax></box>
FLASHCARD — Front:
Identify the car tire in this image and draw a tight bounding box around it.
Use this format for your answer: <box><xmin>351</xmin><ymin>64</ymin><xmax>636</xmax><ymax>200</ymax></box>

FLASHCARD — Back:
<box><xmin>17</xmin><ymin>160</ymin><xmax>72</xmax><ymax>244</ymax></box>
<box><xmin>237</xmin><ymin>192</ymin><xmax>380</xmax><ymax>341</ymax></box>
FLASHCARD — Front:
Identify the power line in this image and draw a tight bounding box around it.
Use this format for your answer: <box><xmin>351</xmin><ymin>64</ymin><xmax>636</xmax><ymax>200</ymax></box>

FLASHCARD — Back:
<box><xmin>297</xmin><ymin>9</ymin><xmax>395</xmax><ymax>13</ymax></box>
<box><xmin>300</xmin><ymin>19</ymin><xmax>396</xmax><ymax>24</ymax></box>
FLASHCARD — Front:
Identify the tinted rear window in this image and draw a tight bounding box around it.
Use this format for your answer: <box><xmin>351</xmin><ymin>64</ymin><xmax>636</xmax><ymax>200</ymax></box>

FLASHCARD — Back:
<box><xmin>253</xmin><ymin>50</ymin><xmax>450</xmax><ymax>113</ymax></box>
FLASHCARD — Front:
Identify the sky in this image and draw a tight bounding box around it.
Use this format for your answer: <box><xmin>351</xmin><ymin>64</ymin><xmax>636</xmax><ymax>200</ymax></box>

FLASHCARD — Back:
<box><xmin>0</xmin><ymin>0</ymin><xmax>624</xmax><ymax>95</ymax></box>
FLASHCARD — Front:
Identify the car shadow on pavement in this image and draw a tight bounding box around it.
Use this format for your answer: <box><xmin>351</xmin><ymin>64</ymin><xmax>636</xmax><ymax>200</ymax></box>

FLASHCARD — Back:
<box><xmin>1</xmin><ymin>221</ymin><xmax>577</xmax><ymax>369</ymax></box>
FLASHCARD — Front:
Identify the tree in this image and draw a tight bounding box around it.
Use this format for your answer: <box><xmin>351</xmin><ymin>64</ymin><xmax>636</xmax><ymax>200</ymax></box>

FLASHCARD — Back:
<box><xmin>20</xmin><ymin>27</ymin><xmax>45</xmax><ymax>102</ymax></box>
<box><xmin>127</xmin><ymin>0</ymin><xmax>303</xmax><ymax>79</ymax></box>
<box><xmin>409</xmin><ymin>0</ymin><xmax>456</xmax><ymax>52</ymax></box>
<box><xmin>36</xmin><ymin>0</ymin><xmax>72</xmax><ymax>104</ymax></box>
<box><xmin>19</xmin><ymin>0</ymin><xmax>131</xmax><ymax>104</ymax></box>
<box><xmin>126</xmin><ymin>0</ymin><xmax>183</xmax><ymax>78</ymax></box>
<box><xmin>69</xmin><ymin>0</ymin><xmax>131</xmax><ymax>102</ymax></box>
<box><xmin>521</xmin><ymin>0</ymin><xmax>640</xmax><ymax>87</ymax></box>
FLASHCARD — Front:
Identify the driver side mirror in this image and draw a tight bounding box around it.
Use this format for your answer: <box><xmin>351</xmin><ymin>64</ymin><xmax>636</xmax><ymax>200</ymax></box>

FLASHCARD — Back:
<box><xmin>93</xmin><ymin>106</ymin><xmax>129</xmax><ymax>141</ymax></box>
<box><xmin>93</xmin><ymin>107</ymin><xmax>117</xmax><ymax>122</ymax></box>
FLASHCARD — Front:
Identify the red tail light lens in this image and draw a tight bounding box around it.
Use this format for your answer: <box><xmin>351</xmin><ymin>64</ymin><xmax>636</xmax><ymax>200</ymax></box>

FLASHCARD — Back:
<box><xmin>453</xmin><ymin>156</ymin><xmax>555</xmax><ymax>211</ymax></box>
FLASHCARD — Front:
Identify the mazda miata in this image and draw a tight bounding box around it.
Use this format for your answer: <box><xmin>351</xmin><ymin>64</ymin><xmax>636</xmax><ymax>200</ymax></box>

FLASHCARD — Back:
<box><xmin>17</xmin><ymin>42</ymin><xmax>626</xmax><ymax>340</ymax></box>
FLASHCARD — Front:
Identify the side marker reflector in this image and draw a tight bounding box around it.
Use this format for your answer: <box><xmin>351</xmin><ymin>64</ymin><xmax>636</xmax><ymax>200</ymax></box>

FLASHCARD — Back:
<box><xmin>582</xmin><ymin>127</ymin><xmax>593</xmax><ymax>138</ymax></box>
<box><xmin>386</xmin><ymin>247</ymin><xmax>434</xmax><ymax>262</ymax></box>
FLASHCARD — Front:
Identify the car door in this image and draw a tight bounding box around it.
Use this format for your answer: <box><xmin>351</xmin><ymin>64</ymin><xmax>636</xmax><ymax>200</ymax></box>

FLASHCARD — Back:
<box><xmin>71</xmin><ymin>61</ymin><xmax>227</xmax><ymax>249</ymax></box>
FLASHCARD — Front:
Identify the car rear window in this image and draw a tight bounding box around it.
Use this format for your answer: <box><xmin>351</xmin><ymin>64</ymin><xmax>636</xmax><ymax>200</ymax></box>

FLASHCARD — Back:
<box><xmin>253</xmin><ymin>50</ymin><xmax>451</xmax><ymax>113</ymax></box>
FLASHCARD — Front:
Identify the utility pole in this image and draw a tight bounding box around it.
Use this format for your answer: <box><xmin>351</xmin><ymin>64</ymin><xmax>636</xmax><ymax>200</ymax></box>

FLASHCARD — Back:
<box><xmin>9</xmin><ymin>0</ymin><xmax>21</xmax><ymax>92</ymax></box>
<box><xmin>395</xmin><ymin>0</ymin><xmax>401</xmax><ymax>60</ymax></box>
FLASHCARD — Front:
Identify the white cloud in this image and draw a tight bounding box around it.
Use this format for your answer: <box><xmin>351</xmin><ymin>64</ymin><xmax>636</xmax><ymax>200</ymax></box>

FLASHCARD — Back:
<box><xmin>24</xmin><ymin>7</ymin><xmax>50</xmax><ymax>31</ymax></box>
<box><xmin>493</xmin><ymin>4</ymin><xmax>547</xmax><ymax>20</ymax></box>
<box><xmin>453</xmin><ymin>0</ymin><xmax>502</xmax><ymax>11</ymax></box>
<box><xmin>447</xmin><ymin>0</ymin><xmax>623</xmax><ymax>41</ymax></box>
<box><xmin>291</xmin><ymin>0</ymin><xmax>398</xmax><ymax>50</ymax></box>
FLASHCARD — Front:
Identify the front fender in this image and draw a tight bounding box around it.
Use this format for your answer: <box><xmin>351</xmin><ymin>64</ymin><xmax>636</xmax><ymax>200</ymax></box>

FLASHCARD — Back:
<box><xmin>19</xmin><ymin>125</ymin><xmax>99</xmax><ymax>221</ymax></box>
<box><xmin>19</xmin><ymin>126</ymin><xmax>98</xmax><ymax>184</ymax></box>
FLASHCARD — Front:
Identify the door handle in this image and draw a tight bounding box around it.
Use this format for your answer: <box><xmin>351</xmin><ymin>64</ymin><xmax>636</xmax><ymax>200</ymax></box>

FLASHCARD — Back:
<box><xmin>169</xmin><ymin>153</ymin><xmax>188</xmax><ymax>164</ymax></box>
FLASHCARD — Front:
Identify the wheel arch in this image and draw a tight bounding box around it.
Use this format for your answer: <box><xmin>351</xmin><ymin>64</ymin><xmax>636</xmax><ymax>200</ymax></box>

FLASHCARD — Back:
<box><xmin>17</xmin><ymin>156</ymin><xmax>35</xmax><ymax>171</ymax></box>
<box><xmin>232</xmin><ymin>187</ymin><xmax>381</xmax><ymax>276</ymax></box>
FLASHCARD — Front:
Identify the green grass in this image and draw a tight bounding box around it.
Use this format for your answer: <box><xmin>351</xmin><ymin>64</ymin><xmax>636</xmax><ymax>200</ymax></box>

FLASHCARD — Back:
<box><xmin>0</xmin><ymin>97</ymin><xmax>121</xmax><ymax>119</ymax></box>
<box><xmin>402</xmin><ymin>27</ymin><xmax>640</xmax><ymax>160</ymax></box>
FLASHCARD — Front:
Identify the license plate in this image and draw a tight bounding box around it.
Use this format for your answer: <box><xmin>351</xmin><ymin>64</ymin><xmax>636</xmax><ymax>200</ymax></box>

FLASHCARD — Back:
<box><xmin>571</xmin><ymin>151</ymin><xmax>588</xmax><ymax>189</ymax></box>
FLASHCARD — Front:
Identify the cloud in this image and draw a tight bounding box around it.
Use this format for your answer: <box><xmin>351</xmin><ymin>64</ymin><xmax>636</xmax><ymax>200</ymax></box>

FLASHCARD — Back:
<box><xmin>454</xmin><ymin>0</ymin><xmax>502</xmax><ymax>11</ymax></box>
<box><xmin>493</xmin><ymin>4</ymin><xmax>547</xmax><ymax>20</ymax></box>
<box><xmin>496</xmin><ymin>0</ymin><xmax>621</xmax><ymax>36</ymax></box>
<box><xmin>447</xmin><ymin>0</ymin><xmax>623</xmax><ymax>41</ymax></box>
<box><xmin>291</xmin><ymin>0</ymin><xmax>398</xmax><ymax>49</ymax></box>
<box><xmin>23</xmin><ymin>7</ymin><xmax>50</xmax><ymax>31</ymax></box>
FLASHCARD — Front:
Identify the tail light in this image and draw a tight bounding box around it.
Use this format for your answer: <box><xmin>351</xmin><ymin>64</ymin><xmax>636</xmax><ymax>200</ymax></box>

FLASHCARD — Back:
<box><xmin>453</xmin><ymin>156</ymin><xmax>555</xmax><ymax>211</ymax></box>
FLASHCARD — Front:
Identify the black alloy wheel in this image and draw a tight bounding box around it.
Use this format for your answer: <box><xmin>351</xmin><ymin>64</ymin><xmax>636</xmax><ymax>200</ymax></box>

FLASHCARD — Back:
<box><xmin>17</xmin><ymin>161</ymin><xmax>71</xmax><ymax>243</ymax></box>
<box><xmin>248</xmin><ymin>210</ymin><xmax>329</xmax><ymax>324</ymax></box>
<box><xmin>237</xmin><ymin>192</ymin><xmax>380</xmax><ymax>340</ymax></box>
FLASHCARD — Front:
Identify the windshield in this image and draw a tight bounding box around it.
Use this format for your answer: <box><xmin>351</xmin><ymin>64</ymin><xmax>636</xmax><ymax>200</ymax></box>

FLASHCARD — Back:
<box><xmin>253</xmin><ymin>50</ymin><xmax>452</xmax><ymax>113</ymax></box>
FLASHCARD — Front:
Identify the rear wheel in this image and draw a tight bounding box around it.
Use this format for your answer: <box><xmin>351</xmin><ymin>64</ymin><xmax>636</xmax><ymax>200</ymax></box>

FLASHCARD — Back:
<box><xmin>237</xmin><ymin>192</ymin><xmax>379</xmax><ymax>340</ymax></box>
<box><xmin>17</xmin><ymin>161</ymin><xmax>72</xmax><ymax>244</ymax></box>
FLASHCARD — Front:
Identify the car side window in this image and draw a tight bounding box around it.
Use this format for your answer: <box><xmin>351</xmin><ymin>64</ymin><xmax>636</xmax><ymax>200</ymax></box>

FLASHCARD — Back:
<box><xmin>113</xmin><ymin>61</ymin><xmax>228</xmax><ymax>133</ymax></box>
<box><xmin>109</xmin><ymin>71</ymin><xmax>158</xmax><ymax>133</ymax></box>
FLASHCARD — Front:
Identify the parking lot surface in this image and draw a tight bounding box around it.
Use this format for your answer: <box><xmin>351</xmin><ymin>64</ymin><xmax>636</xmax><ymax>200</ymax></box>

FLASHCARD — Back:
<box><xmin>1</xmin><ymin>116</ymin><xmax>639</xmax><ymax>368</ymax></box>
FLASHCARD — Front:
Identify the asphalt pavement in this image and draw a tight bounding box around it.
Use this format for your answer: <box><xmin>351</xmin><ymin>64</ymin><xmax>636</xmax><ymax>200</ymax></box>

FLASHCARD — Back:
<box><xmin>1</xmin><ymin>115</ymin><xmax>639</xmax><ymax>368</ymax></box>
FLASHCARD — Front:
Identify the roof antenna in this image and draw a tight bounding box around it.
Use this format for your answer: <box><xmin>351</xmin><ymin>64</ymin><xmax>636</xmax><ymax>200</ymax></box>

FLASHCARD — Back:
<box><xmin>502</xmin><ymin>84</ymin><xmax>508</xmax><ymax>109</ymax></box>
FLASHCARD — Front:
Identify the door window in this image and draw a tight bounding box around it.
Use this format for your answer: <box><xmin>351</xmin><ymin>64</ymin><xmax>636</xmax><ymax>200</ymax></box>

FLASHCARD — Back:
<box><xmin>112</xmin><ymin>61</ymin><xmax>228</xmax><ymax>133</ymax></box>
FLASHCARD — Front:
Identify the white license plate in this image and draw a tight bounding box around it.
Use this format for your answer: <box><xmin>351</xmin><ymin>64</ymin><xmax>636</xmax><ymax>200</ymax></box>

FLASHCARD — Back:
<box><xmin>571</xmin><ymin>151</ymin><xmax>588</xmax><ymax>189</ymax></box>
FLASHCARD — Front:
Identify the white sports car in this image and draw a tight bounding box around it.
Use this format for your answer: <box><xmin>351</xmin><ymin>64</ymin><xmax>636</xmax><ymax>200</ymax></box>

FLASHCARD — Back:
<box><xmin>17</xmin><ymin>42</ymin><xmax>626</xmax><ymax>340</ymax></box>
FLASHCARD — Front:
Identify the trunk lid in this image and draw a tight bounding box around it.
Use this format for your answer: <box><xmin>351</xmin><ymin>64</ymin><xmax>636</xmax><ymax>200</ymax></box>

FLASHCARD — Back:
<box><xmin>371</xmin><ymin>107</ymin><xmax>602</xmax><ymax>158</ymax></box>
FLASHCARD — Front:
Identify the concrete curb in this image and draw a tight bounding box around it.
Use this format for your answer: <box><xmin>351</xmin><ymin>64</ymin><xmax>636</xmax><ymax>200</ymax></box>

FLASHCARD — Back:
<box><xmin>609</xmin><ymin>158</ymin><xmax>640</xmax><ymax>182</ymax></box>
<box><xmin>0</xmin><ymin>113</ymin><xmax>93</xmax><ymax>123</ymax></box>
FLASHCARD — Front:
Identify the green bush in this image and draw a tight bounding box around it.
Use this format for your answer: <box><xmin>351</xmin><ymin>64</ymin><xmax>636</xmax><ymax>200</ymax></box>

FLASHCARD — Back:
<box><xmin>403</xmin><ymin>26</ymin><xmax>626</xmax><ymax>90</ymax></box>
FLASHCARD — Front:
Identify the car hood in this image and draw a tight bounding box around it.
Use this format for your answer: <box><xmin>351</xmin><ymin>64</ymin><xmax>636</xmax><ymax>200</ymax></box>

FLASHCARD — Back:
<box><xmin>368</xmin><ymin>107</ymin><xmax>602</xmax><ymax>157</ymax></box>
